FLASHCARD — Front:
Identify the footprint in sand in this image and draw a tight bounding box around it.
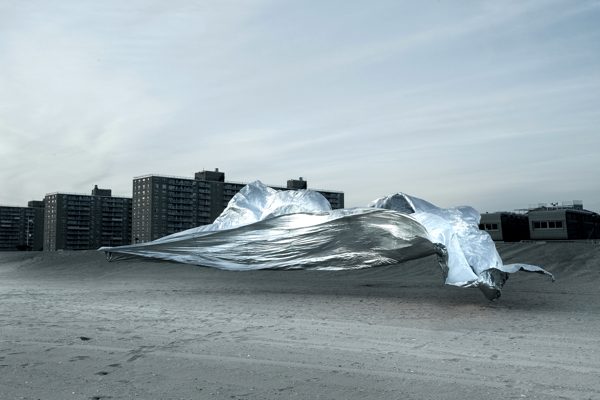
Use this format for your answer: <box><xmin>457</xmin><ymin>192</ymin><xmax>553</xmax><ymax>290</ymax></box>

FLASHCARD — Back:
<box><xmin>69</xmin><ymin>355</ymin><xmax>91</xmax><ymax>362</ymax></box>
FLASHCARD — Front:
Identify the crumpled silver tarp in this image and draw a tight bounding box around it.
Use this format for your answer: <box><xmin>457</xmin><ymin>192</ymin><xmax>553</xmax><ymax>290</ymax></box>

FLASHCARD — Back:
<box><xmin>368</xmin><ymin>193</ymin><xmax>554</xmax><ymax>299</ymax></box>
<box><xmin>100</xmin><ymin>181</ymin><xmax>553</xmax><ymax>299</ymax></box>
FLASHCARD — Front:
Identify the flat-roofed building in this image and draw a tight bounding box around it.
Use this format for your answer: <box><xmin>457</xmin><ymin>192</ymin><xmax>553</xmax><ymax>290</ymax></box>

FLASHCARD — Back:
<box><xmin>44</xmin><ymin>186</ymin><xmax>132</xmax><ymax>251</ymax></box>
<box><xmin>528</xmin><ymin>206</ymin><xmax>600</xmax><ymax>240</ymax></box>
<box><xmin>479</xmin><ymin>212</ymin><xmax>530</xmax><ymax>242</ymax></box>
<box><xmin>285</xmin><ymin>177</ymin><xmax>344</xmax><ymax>210</ymax></box>
<box><xmin>0</xmin><ymin>201</ymin><xmax>44</xmax><ymax>251</ymax></box>
<box><xmin>481</xmin><ymin>201</ymin><xmax>600</xmax><ymax>241</ymax></box>
<box><xmin>27</xmin><ymin>201</ymin><xmax>45</xmax><ymax>250</ymax></box>
<box><xmin>132</xmin><ymin>170</ymin><xmax>345</xmax><ymax>243</ymax></box>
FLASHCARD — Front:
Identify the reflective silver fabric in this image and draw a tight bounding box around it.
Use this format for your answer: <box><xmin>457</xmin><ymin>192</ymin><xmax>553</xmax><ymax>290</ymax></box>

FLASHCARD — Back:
<box><xmin>101</xmin><ymin>181</ymin><xmax>553</xmax><ymax>300</ymax></box>
<box><xmin>368</xmin><ymin>193</ymin><xmax>554</xmax><ymax>299</ymax></box>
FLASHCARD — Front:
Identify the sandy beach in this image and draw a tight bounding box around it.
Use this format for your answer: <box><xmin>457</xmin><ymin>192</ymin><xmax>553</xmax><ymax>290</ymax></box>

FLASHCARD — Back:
<box><xmin>1</xmin><ymin>242</ymin><xmax>599</xmax><ymax>399</ymax></box>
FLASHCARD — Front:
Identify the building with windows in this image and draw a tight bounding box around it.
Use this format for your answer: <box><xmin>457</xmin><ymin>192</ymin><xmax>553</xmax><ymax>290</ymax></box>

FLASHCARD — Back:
<box><xmin>0</xmin><ymin>201</ymin><xmax>44</xmax><ymax>251</ymax></box>
<box><xmin>479</xmin><ymin>212</ymin><xmax>530</xmax><ymax>242</ymax></box>
<box><xmin>286</xmin><ymin>177</ymin><xmax>344</xmax><ymax>210</ymax></box>
<box><xmin>27</xmin><ymin>200</ymin><xmax>45</xmax><ymax>250</ymax></box>
<box><xmin>44</xmin><ymin>186</ymin><xmax>132</xmax><ymax>251</ymax></box>
<box><xmin>480</xmin><ymin>201</ymin><xmax>600</xmax><ymax>241</ymax></box>
<box><xmin>528</xmin><ymin>204</ymin><xmax>600</xmax><ymax>240</ymax></box>
<box><xmin>132</xmin><ymin>169</ymin><xmax>345</xmax><ymax>243</ymax></box>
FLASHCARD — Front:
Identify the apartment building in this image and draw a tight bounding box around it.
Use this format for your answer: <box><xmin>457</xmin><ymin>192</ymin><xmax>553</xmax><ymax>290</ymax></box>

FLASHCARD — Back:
<box><xmin>132</xmin><ymin>169</ymin><xmax>345</xmax><ymax>243</ymax></box>
<box><xmin>44</xmin><ymin>186</ymin><xmax>132</xmax><ymax>250</ymax></box>
<box><xmin>0</xmin><ymin>201</ymin><xmax>44</xmax><ymax>251</ymax></box>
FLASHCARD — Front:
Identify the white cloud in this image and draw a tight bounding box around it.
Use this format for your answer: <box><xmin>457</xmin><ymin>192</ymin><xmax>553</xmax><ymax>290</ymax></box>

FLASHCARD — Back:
<box><xmin>1</xmin><ymin>0</ymin><xmax>599</xmax><ymax>213</ymax></box>
<box><xmin>0</xmin><ymin>20</ymin><xmax>174</xmax><ymax>201</ymax></box>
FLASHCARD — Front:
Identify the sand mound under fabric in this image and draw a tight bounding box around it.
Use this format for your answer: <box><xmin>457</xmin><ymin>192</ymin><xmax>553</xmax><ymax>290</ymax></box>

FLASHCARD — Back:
<box><xmin>0</xmin><ymin>242</ymin><xmax>599</xmax><ymax>399</ymax></box>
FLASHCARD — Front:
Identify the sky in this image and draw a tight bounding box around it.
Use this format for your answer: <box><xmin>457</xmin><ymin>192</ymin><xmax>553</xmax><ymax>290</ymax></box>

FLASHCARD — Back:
<box><xmin>1</xmin><ymin>0</ymin><xmax>599</xmax><ymax>213</ymax></box>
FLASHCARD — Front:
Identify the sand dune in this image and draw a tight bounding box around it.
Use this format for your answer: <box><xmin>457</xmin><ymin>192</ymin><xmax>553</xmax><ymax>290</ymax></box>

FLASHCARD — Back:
<box><xmin>0</xmin><ymin>242</ymin><xmax>599</xmax><ymax>399</ymax></box>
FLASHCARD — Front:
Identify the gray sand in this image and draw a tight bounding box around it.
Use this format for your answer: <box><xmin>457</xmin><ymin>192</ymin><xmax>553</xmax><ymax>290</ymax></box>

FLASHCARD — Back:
<box><xmin>1</xmin><ymin>242</ymin><xmax>599</xmax><ymax>399</ymax></box>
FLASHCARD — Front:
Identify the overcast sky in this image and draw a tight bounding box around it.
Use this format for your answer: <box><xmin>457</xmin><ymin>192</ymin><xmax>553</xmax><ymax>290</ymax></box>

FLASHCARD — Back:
<box><xmin>1</xmin><ymin>0</ymin><xmax>599</xmax><ymax>212</ymax></box>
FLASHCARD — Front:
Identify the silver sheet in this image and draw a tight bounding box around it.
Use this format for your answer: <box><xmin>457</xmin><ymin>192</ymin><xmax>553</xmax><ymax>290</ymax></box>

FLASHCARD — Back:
<box><xmin>369</xmin><ymin>193</ymin><xmax>554</xmax><ymax>298</ymax></box>
<box><xmin>101</xmin><ymin>181</ymin><xmax>553</xmax><ymax>300</ymax></box>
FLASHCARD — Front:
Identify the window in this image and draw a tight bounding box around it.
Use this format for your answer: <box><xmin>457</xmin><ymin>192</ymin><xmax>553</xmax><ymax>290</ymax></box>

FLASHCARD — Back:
<box><xmin>533</xmin><ymin>220</ymin><xmax>564</xmax><ymax>229</ymax></box>
<box><xmin>481</xmin><ymin>223</ymin><xmax>498</xmax><ymax>231</ymax></box>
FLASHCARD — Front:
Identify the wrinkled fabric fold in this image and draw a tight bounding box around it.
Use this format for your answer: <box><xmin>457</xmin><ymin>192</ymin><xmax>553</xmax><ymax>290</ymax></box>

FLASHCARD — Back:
<box><xmin>101</xmin><ymin>181</ymin><xmax>554</xmax><ymax>300</ymax></box>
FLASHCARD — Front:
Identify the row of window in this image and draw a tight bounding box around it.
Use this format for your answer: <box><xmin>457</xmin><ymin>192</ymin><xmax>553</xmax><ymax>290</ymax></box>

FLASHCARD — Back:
<box><xmin>479</xmin><ymin>223</ymin><xmax>499</xmax><ymax>231</ymax></box>
<box><xmin>532</xmin><ymin>220</ymin><xmax>563</xmax><ymax>229</ymax></box>
<box><xmin>480</xmin><ymin>220</ymin><xmax>566</xmax><ymax>231</ymax></box>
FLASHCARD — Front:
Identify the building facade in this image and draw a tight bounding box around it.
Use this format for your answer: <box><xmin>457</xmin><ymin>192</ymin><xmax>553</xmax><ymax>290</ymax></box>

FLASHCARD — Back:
<box><xmin>480</xmin><ymin>201</ymin><xmax>600</xmax><ymax>241</ymax></box>
<box><xmin>27</xmin><ymin>201</ymin><xmax>45</xmax><ymax>251</ymax></box>
<box><xmin>132</xmin><ymin>170</ymin><xmax>345</xmax><ymax>243</ymax></box>
<box><xmin>44</xmin><ymin>186</ymin><xmax>132</xmax><ymax>251</ymax></box>
<box><xmin>0</xmin><ymin>201</ymin><xmax>44</xmax><ymax>251</ymax></box>
<box><xmin>286</xmin><ymin>177</ymin><xmax>344</xmax><ymax>210</ymax></box>
<box><xmin>528</xmin><ymin>208</ymin><xmax>600</xmax><ymax>240</ymax></box>
<box><xmin>479</xmin><ymin>212</ymin><xmax>530</xmax><ymax>242</ymax></box>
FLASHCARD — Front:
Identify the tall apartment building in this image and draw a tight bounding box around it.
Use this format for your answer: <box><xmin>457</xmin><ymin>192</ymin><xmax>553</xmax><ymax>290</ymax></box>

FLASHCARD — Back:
<box><xmin>286</xmin><ymin>177</ymin><xmax>344</xmax><ymax>210</ymax></box>
<box><xmin>0</xmin><ymin>201</ymin><xmax>44</xmax><ymax>251</ymax></box>
<box><xmin>44</xmin><ymin>186</ymin><xmax>132</xmax><ymax>251</ymax></box>
<box><xmin>132</xmin><ymin>169</ymin><xmax>345</xmax><ymax>243</ymax></box>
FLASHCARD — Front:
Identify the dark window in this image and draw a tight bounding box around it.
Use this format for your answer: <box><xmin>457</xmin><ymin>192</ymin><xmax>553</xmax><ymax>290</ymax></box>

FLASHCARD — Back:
<box><xmin>549</xmin><ymin>221</ymin><xmax>556</xmax><ymax>228</ymax></box>
<box><xmin>533</xmin><ymin>221</ymin><xmax>541</xmax><ymax>229</ymax></box>
<box><xmin>491</xmin><ymin>223</ymin><xmax>498</xmax><ymax>230</ymax></box>
<box><xmin>541</xmin><ymin>221</ymin><xmax>548</xmax><ymax>228</ymax></box>
<box><xmin>556</xmin><ymin>221</ymin><xmax>563</xmax><ymax>228</ymax></box>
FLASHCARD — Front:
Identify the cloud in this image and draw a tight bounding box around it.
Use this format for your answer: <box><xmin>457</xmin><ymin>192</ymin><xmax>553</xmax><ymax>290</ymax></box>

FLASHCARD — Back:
<box><xmin>0</xmin><ymin>19</ymin><xmax>174</xmax><ymax>202</ymax></box>
<box><xmin>1</xmin><ymin>0</ymin><xmax>599</xmax><ymax>214</ymax></box>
